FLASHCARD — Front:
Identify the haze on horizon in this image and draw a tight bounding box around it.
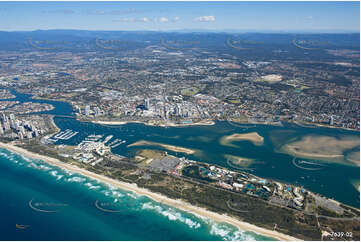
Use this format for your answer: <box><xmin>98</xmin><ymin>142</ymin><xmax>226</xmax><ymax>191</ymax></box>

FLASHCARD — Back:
<box><xmin>0</xmin><ymin>1</ymin><xmax>359</xmax><ymax>33</ymax></box>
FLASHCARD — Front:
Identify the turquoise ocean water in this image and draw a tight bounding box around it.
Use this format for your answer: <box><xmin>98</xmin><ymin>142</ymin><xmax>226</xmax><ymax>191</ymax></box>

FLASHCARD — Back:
<box><xmin>0</xmin><ymin>148</ymin><xmax>275</xmax><ymax>240</ymax></box>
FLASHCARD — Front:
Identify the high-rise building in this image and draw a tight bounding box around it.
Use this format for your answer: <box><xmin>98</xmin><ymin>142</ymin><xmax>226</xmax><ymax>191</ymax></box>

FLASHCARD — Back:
<box><xmin>0</xmin><ymin>112</ymin><xmax>6</xmax><ymax>123</ymax></box>
<box><xmin>3</xmin><ymin>122</ymin><xmax>10</xmax><ymax>131</ymax></box>
<box><xmin>84</xmin><ymin>105</ymin><xmax>91</xmax><ymax>116</ymax></box>
<box><xmin>94</xmin><ymin>107</ymin><xmax>101</xmax><ymax>116</ymax></box>
<box><xmin>145</xmin><ymin>98</ymin><xmax>150</xmax><ymax>110</ymax></box>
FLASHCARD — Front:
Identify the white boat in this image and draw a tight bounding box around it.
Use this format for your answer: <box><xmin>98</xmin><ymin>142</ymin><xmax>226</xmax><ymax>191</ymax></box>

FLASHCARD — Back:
<box><xmin>109</xmin><ymin>139</ymin><xmax>126</xmax><ymax>148</ymax></box>
<box><xmin>110</xmin><ymin>142</ymin><xmax>122</xmax><ymax>148</ymax></box>
<box><xmin>103</xmin><ymin>135</ymin><xmax>113</xmax><ymax>144</ymax></box>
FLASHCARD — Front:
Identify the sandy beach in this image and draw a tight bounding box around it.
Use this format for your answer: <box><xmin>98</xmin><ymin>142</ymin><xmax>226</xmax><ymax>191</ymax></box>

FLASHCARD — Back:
<box><xmin>92</xmin><ymin>120</ymin><xmax>215</xmax><ymax>127</ymax></box>
<box><xmin>93</xmin><ymin>120</ymin><xmax>143</xmax><ymax>125</ymax></box>
<box><xmin>0</xmin><ymin>141</ymin><xmax>300</xmax><ymax>241</ymax></box>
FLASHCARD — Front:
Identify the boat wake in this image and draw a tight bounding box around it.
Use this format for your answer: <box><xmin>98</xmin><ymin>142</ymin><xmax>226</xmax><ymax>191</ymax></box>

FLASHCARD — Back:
<box><xmin>292</xmin><ymin>157</ymin><xmax>326</xmax><ymax>171</ymax></box>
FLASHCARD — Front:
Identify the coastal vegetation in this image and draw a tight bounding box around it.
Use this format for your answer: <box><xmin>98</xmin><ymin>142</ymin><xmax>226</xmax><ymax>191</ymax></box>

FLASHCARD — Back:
<box><xmin>103</xmin><ymin>153</ymin><xmax>359</xmax><ymax>241</ymax></box>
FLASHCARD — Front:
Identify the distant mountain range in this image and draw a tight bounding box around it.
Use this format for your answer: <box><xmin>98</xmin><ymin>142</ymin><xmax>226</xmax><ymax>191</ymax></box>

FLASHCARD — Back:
<box><xmin>0</xmin><ymin>29</ymin><xmax>359</xmax><ymax>51</ymax></box>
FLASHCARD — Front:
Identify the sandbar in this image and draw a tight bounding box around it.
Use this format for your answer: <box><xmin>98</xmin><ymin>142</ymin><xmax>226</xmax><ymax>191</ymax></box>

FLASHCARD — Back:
<box><xmin>220</xmin><ymin>132</ymin><xmax>264</xmax><ymax>147</ymax></box>
<box><xmin>281</xmin><ymin>135</ymin><xmax>359</xmax><ymax>165</ymax></box>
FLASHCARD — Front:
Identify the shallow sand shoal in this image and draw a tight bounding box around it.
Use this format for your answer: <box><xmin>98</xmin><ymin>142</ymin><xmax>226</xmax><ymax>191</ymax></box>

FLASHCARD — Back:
<box><xmin>127</xmin><ymin>140</ymin><xmax>196</xmax><ymax>155</ymax></box>
<box><xmin>0</xmin><ymin>142</ymin><xmax>300</xmax><ymax>241</ymax></box>
<box><xmin>220</xmin><ymin>132</ymin><xmax>264</xmax><ymax>147</ymax></box>
<box><xmin>346</xmin><ymin>151</ymin><xmax>360</xmax><ymax>166</ymax></box>
<box><xmin>224</xmin><ymin>154</ymin><xmax>254</xmax><ymax>168</ymax></box>
<box><xmin>282</xmin><ymin>135</ymin><xmax>360</xmax><ymax>165</ymax></box>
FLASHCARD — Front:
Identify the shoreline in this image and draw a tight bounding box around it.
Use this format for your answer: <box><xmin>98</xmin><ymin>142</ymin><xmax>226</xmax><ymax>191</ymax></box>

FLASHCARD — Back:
<box><xmin>292</xmin><ymin>120</ymin><xmax>358</xmax><ymax>132</ymax></box>
<box><xmin>92</xmin><ymin>118</ymin><xmax>359</xmax><ymax>133</ymax></box>
<box><xmin>91</xmin><ymin>119</ymin><xmax>216</xmax><ymax>127</ymax></box>
<box><xmin>0</xmin><ymin>141</ymin><xmax>300</xmax><ymax>241</ymax></box>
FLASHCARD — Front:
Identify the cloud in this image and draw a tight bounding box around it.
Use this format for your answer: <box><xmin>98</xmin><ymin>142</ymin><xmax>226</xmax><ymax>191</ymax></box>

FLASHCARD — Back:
<box><xmin>86</xmin><ymin>9</ymin><xmax>137</xmax><ymax>15</ymax></box>
<box><xmin>172</xmin><ymin>16</ymin><xmax>180</xmax><ymax>22</ymax></box>
<box><xmin>159</xmin><ymin>17</ymin><xmax>169</xmax><ymax>23</ymax></box>
<box><xmin>195</xmin><ymin>15</ymin><xmax>215</xmax><ymax>22</ymax></box>
<box><xmin>138</xmin><ymin>17</ymin><xmax>149</xmax><ymax>23</ymax></box>
<box><xmin>42</xmin><ymin>9</ymin><xmax>75</xmax><ymax>15</ymax></box>
<box><xmin>113</xmin><ymin>16</ymin><xmax>176</xmax><ymax>24</ymax></box>
<box><xmin>306</xmin><ymin>16</ymin><xmax>313</xmax><ymax>20</ymax></box>
<box><xmin>113</xmin><ymin>17</ymin><xmax>149</xmax><ymax>23</ymax></box>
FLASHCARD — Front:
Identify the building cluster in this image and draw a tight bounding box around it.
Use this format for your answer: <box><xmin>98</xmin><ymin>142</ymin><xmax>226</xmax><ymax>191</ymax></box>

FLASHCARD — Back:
<box><xmin>0</xmin><ymin>35</ymin><xmax>359</xmax><ymax>130</ymax></box>
<box><xmin>167</xmin><ymin>158</ymin><xmax>307</xmax><ymax>210</ymax></box>
<box><xmin>0</xmin><ymin>89</ymin><xmax>16</xmax><ymax>99</ymax></box>
<box><xmin>75</xmin><ymin>91</ymin><xmax>245</xmax><ymax>124</ymax></box>
<box><xmin>270</xmin><ymin>182</ymin><xmax>305</xmax><ymax>209</ymax></box>
<box><xmin>0</xmin><ymin>101</ymin><xmax>19</xmax><ymax>110</ymax></box>
<box><xmin>71</xmin><ymin>134</ymin><xmax>110</xmax><ymax>166</ymax></box>
<box><xmin>0</xmin><ymin>112</ymin><xmax>48</xmax><ymax>139</ymax></box>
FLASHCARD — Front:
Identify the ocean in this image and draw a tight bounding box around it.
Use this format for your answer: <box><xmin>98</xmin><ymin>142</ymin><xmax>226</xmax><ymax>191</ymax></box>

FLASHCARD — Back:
<box><xmin>0</xmin><ymin>148</ymin><xmax>275</xmax><ymax>241</ymax></box>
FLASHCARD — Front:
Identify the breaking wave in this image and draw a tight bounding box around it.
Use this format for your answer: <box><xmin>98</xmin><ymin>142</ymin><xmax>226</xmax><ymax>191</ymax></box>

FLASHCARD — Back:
<box><xmin>0</xmin><ymin>148</ymin><xmax>266</xmax><ymax>241</ymax></box>
<box><xmin>0</xmin><ymin>150</ymin><xmax>21</xmax><ymax>164</ymax></box>
<box><xmin>66</xmin><ymin>176</ymin><xmax>86</xmax><ymax>183</ymax></box>
<box><xmin>84</xmin><ymin>182</ymin><xmax>101</xmax><ymax>190</ymax></box>
<box><xmin>49</xmin><ymin>170</ymin><xmax>64</xmax><ymax>180</ymax></box>
<box><xmin>210</xmin><ymin>223</ymin><xmax>257</xmax><ymax>241</ymax></box>
<box><xmin>141</xmin><ymin>202</ymin><xmax>201</xmax><ymax>229</ymax></box>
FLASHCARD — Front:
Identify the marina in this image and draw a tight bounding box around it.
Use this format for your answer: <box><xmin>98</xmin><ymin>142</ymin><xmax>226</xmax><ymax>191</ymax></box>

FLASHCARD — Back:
<box><xmin>109</xmin><ymin>138</ymin><xmax>126</xmax><ymax>148</ymax></box>
<box><xmin>103</xmin><ymin>135</ymin><xmax>113</xmax><ymax>144</ymax></box>
<box><xmin>52</xmin><ymin>129</ymin><xmax>78</xmax><ymax>140</ymax></box>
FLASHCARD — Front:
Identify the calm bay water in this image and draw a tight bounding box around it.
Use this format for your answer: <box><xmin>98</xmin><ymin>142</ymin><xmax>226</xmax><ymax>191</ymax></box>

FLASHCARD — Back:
<box><xmin>52</xmin><ymin>117</ymin><xmax>359</xmax><ymax>208</ymax></box>
<box><xmin>0</xmin><ymin>88</ymin><xmax>359</xmax><ymax>240</ymax></box>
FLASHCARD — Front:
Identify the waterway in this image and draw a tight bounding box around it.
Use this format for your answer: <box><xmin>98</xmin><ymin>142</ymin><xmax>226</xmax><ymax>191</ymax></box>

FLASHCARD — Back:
<box><xmin>2</xmin><ymin>88</ymin><xmax>360</xmax><ymax>207</ymax></box>
<box><xmin>0</xmin><ymin>88</ymin><xmax>359</xmax><ymax>240</ymax></box>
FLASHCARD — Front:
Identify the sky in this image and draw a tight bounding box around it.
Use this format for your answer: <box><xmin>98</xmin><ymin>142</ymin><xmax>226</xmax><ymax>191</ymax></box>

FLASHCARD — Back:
<box><xmin>0</xmin><ymin>1</ymin><xmax>359</xmax><ymax>32</ymax></box>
